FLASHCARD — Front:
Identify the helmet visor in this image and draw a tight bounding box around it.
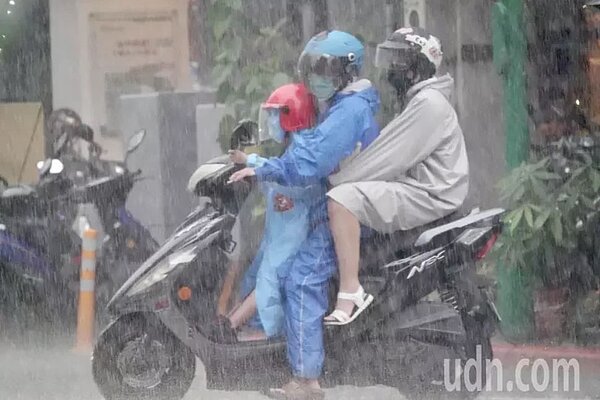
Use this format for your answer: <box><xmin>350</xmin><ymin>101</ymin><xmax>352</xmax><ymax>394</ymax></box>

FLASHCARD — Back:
<box><xmin>258</xmin><ymin>106</ymin><xmax>286</xmax><ymax>143</ymax></box>
<box><xmin>374</xmin><ymin>44</ymin><xmax>413</xmax><ymax>70</ymax></box>
<box><xmin>297</xmin><ymin>51</ymin><xmax>345</xmax><ymax>84</ymax></box>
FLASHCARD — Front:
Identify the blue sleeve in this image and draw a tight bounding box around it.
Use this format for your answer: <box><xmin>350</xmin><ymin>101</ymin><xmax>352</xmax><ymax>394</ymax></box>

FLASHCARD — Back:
<box><xmin>255</xmin><ymin>98</ymin><xmax>369</xmax><ymax>186</ymax></box>
<box><xmin>247</xmin><ymin>153</ymin><xmax>267</xmax><ymax>167</ymax></box>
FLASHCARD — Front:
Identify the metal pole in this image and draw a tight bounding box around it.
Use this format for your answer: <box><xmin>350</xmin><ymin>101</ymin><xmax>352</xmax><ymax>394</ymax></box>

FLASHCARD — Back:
<box><xmin>493</xmin><ymin>0</ymin><xmax>529</xmax><ymax>168</ymax></box>
<box><xmin>492</xmin><ymin>0</ymin><xmax>534</xmax><ymax>341</ymax></box>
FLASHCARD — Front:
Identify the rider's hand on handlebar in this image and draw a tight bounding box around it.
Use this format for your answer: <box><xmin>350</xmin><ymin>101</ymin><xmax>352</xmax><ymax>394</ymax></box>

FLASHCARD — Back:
<box><xmin>227</xmin><ymin>167</ymin><xmax>256</xmax><ymax>184</ymax></box>
<box><xmin>228</xmin><ymin>150</ymin><xmax>248</xmax><ymax>165</ymax></box>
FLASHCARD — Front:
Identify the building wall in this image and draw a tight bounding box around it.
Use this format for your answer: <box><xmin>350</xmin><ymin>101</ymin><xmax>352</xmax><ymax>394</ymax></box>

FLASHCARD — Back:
<box><xmin>49</xmin><ymin>0</ymin><xmax>192</xmax><ymax>160</ymax></box>
<box><xmin>452</xmin><ymin>0</ymin><xmax>505</xmax><ymax>209</ymax></box>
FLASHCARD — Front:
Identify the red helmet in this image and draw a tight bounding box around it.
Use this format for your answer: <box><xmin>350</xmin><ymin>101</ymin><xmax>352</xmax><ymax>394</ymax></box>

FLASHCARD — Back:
<box><xmin>262</xmin><ymin>83</ymin><xmax>316</xmax><ymax>132</ymax></box>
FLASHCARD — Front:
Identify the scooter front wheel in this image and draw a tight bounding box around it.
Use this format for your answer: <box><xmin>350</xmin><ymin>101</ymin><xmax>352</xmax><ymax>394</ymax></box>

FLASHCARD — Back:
<box><xmin>92</xmin><ymin>314</ymin><xmax>196</xmax><ymax>400</ymax></box>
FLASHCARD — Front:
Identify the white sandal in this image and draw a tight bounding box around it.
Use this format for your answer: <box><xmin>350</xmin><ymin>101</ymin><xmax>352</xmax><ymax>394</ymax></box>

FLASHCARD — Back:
<box><xmin>324</xmin><ymin>286</ymin><xmax>374</xmax><ymax>326</ymax></box>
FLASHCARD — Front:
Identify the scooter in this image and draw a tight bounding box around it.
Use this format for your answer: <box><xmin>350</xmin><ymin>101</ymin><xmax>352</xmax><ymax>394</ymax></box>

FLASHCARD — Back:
<box><xmin>0</xmin><ymin>130</ymin><xmax>157</xmax><ymax>317</ymax></box>
<box><xmin>92</xmin><ymin>121</ymin><xmax>504</xmax><ymax>400</ymax></box>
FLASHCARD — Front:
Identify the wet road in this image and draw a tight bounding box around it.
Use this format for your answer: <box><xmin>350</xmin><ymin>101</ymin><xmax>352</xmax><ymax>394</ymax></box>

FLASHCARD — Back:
<box><xmin>0</xmin><ymin>336</ymin><xmax>400</xmax><ymax>400</ymax></box>
<box><xmin>1</xmin><ymin>334</ymin><xmax>595</xmax><ymax>400</ymax></box>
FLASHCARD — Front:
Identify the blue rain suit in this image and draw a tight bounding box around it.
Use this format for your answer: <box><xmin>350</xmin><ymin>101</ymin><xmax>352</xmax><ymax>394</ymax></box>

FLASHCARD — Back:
<box><xmin>255</xmin><ymin>81</ymin><xmax>380</xmax><ymax>379</ymax></box>
<box><xmin>239</xmin><ymin>131</ymin><xmax>328</xmax><ymax>337</ymax></box>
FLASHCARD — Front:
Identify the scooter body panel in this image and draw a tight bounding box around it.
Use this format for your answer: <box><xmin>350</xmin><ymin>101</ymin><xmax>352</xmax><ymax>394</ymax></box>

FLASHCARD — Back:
<box><xmin>0</xmin><ymin>228</ymin><xmax>53</xmax><ymax>282</ymax></box>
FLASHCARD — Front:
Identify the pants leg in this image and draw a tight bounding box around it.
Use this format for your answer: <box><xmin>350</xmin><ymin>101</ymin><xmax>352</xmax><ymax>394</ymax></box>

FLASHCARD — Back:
<box><xmin>282</xmin><ymin>222</ymin><xmax>336</xmax><ymax>380</ymax></box>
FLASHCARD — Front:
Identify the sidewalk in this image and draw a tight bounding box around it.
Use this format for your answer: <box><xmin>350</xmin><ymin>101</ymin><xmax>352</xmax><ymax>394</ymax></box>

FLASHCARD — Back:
<box><xmin>488</xmin><ymin>339</ymin><xmax>600</xmax><ymax>398</ymax></box>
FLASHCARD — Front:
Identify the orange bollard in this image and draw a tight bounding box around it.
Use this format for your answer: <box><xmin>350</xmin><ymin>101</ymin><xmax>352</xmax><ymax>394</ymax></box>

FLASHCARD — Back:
<box><xmin>74</xmin><ymin>228</ymin><xmax>97</xmax><ymax>354</ymax></box>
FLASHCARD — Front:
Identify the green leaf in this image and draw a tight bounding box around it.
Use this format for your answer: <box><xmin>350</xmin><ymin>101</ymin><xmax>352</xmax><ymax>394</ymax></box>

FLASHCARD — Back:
<box><xmin>550</xmin><ymin>212</ymin><xmax>563</xmax><ymax>244</ymax></box>
<box><xmin>533</xmin><ymin>171</ymin><xmax>561</xmax><ymax>181</ymax></box>
<box><xmin>533</xmin><ymin>208</ymin><xmax>551</xmax><ymax>229</ymax></box>
<box><xmin>213</xmin><ymin>15</ymin><xmax>232</xmax><ymax>39</ymax></box>
<box><xmin>590</xmin><ymin>168</ymin><xmax>600</xmax><ymax>192</ymax></box>
<box><xmin>570</xmin><ymin>166</ymin><xmax>586</xmax><ymax>180</ymax></box>
<box><xmin>579</xmin><ymin>150</ymin><xmax>593</xmax><ymax>165</ymax></box>
<box><xmin>524</xmin><ymin>206</ymin><xmax>534</xmax><ymax>227</ymax></box>
<box><xmin>228</xmin><ymin>0</ymin><xmax>243</xmax><ymax>10</ymax></box>
<box><xmin>529</xmin><ymin>177</ymin><xmax>548</xmax><ymax>199</ymax></box>
<box><xmin>229</xmin><ymin>36</ymin><xmax>243</xmax><ymax>59</ymax></box>
<box><xmin>508</xmin><ymin>208</ymin><xmax>524</xmax><ymax>233</ymax></box>
<box><xmin>512</xmin><ymin>185</ymin><xmax>525</xmax><ymax>202</ymax></box>
<box><xmin>533</xmin><ymin>157</ymin><xmax>551</xmax><ymax>170</ymax></box>
<box><xmin>581</xmin><ymin>195</ymin><xmax>596</xmax><ymax>209</ymax></box>
<box><xmin>215</xmin><ymin>51</ymin><xmax>229</xmax><ymax>62</ymax></box>
<box><xmin>213</xmin><ymin>63</ymin><xmax>233</xmax><ymax>86</ymax></box>
<box><xmin>259</xmin><ymin>26</ymin><xmax>277</xmax><ymax>37</ymax></box>
<box><xmin>245</xmin><ymin>75</ymin><xmax>263</xmax><ymax>96</ymax></box>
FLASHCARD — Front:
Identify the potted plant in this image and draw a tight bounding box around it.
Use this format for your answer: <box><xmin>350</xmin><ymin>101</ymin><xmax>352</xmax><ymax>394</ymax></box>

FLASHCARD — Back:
<box><xmin>493</xmin><ymin>138</ymin><xmax>600</xmax><ymax>341</ymax></box>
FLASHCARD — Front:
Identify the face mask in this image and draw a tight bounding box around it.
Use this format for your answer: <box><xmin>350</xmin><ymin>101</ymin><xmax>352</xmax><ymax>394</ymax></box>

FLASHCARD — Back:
<box><xmin>308</xmin><ymin>74</ymin><xmax>337</xmax><ymax>101</ymax></box>
<box><xmin>267</xmin><ymin>112</ymin><xmax>286</xmax><ymax>143</ymax></box>
<box><xmin>387</xmin><ymin>69</ymin><xmax>414</xmax><ymax>99</ymax></box>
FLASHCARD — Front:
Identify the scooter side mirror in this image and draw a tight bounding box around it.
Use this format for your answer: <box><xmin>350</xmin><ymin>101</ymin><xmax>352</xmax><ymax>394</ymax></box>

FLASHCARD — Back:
<box><xmin>38</xmin><ymin>159</ymin><xmax>52</xmax><ymax>177</ymax></box>
<box><xmin>77</xmin><ymin>124</ymin><xmax>95</xmax><ymax>143</ymax></box>
<box><xmin>49</xmin><ymin>159</ymin><xmax>64</xmax><ymax>175</ymax></box>
<box><xmin>229</xmin><ymin>120</ymin><xmax>258</xmax><ymax>150</ymax></box>
<box><xmin>38</xmin><ymin>158</ymin><xmax>64</xmax><ymax>178</ymax></box>
<box><xmin>125</xmin><ymin>129</ymin><xmax>146</xmax><ymax>162</ymax></box>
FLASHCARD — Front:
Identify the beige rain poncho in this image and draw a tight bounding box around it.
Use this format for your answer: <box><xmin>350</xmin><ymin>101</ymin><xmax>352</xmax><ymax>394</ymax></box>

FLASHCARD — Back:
<box><xmin>327</xmin><ymin>74</ymin><xmax>469</xmax><ymax>233</ymax></box>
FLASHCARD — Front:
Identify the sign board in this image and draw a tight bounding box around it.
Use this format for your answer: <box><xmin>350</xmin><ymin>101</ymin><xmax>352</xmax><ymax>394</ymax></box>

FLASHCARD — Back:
<box><xmin>0</xmin><ymin>102</ymin><xmax>45</xmax><ymax>184</ymax></box>
<box><xmin>88</xmin><ymin>11</ymin><xmax>180</xmax><ymax>136</ymax></box>
<box><xmin>404</xmin><ymin>0</ymin><xmax>427</xmax><ymax>29</ymax></box>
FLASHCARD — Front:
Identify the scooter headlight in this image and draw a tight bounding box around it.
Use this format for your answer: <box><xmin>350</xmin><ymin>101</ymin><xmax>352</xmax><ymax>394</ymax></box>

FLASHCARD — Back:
<box><xmin>127</xmin><ymin>247</ymin><xmax>198</xmax><ymax>297</ymax></box>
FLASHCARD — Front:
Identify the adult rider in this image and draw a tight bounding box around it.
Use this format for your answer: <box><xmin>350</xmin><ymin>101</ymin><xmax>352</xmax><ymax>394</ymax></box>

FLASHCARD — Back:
<box><xmin>229</xmin><ymin>30</ymin><xmax>380</xmax><ymax>400</ymax></box>
<box><xmin>325</xmin><ymin>27</ymin><xmax>469</xmax><ymax>325</ymax></box>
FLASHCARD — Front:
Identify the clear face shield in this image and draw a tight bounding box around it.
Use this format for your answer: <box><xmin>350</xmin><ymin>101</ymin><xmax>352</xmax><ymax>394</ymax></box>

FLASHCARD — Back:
<box><xmin>375</xmin><ymin>43</ymin><xmax>419</xmax><ymax>97</ymax></box>
<box><xmin>297</xmin><ymin>52</ymin><xmax>346</xmax><ymax>100</ymax></box>
<box><xmin>258</xmin><ymin>106</ymin><xmax>286</xmax><ymax>143</ymax></box>
<box><xmin>374</xmin><ymin>44</ymin><xmax>413</xmax><ymax>70</ymax></box>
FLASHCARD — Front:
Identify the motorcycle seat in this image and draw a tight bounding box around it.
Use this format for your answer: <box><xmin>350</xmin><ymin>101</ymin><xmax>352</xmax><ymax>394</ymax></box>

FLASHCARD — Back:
<box><xmin>0</xmin><ymin>185</ymin><xmax>38</xmax><ymax>216</ymax></box>
<box><xmin>413</xmin><ymin>208</ymin><xmax>505</xmax><ymax>247</ymax></box>
<box><xmin>360</xmin><ymin>211</ymin><xmax>463</xmax><ymax>268</ymax></box>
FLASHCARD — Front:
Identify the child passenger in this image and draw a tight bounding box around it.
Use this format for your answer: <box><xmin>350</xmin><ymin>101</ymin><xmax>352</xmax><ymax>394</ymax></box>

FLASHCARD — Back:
<box><xmin>211</xmin><ymin>83</ymin><xmax>325</xmax><ymax>342</ymax></box>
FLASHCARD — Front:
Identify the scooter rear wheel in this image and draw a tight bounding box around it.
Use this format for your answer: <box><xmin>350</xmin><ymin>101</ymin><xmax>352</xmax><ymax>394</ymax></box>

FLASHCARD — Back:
<box><xmin>394</xmin><ymin>318</ymin><xmax>492</xmax><ymax>400</ymax></box>
<box><xmin>92</xmin><ymin>314</ymin><xmax>196</xmax><ymax>400</ymax></box>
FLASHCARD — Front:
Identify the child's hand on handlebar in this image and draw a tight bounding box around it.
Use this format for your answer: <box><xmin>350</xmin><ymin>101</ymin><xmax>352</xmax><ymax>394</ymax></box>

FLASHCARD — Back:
<box><xmin>228</xmin><ymin>150</ymin><xmax>248</xmax><ymax>165</ymax></box>
<box><xmin>228</xmin><ymin>167</ymin><xmax>256</xmax><ymax>184</ymax></box>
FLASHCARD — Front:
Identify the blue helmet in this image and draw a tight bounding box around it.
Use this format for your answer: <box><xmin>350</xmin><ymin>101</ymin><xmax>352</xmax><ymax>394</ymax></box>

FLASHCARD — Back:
<box><xmin>297</xmin><ymin>31</ymin><xmax>365</xmax><ymax>97</ymax></box>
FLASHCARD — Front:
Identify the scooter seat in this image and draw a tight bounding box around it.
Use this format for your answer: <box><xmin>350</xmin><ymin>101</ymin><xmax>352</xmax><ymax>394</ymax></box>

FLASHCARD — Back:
<box><xmin>0</xmin><ymin>185</ymin><xmax>39</xmax><ymax>216</ymax></box>
<box><xmin>1</xmin><ymin>184</ymin><xmax>35</xmax><ymax>199</ymax></box>
<box><xmin>360</xmin><ymin>212</ymin><xmax>463</xmax><ymax>269</ymax></box>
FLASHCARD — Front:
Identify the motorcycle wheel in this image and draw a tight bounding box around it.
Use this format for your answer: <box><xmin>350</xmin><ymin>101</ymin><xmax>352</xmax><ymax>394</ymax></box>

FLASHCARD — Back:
<box><xmin>398</xmin><ymin>269</ymin><xmax>495</xmax><ymax>400</ymax></box>
<box><xmin>92</xmin><ymin>314</ymin><xmax>196</xmax><ymax>400</ymax></box>
<box><xmin>396</xmin><ymin>317</ymin><xmax>492</xmax><ymax>400</ymax></box>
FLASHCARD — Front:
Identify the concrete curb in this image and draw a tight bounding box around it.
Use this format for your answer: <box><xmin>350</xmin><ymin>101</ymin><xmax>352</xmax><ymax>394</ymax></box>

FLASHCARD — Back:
<box><xmin>493</xmin><ymin>341</ymin><xmax>600</xmax><ymax>360</ymax></box>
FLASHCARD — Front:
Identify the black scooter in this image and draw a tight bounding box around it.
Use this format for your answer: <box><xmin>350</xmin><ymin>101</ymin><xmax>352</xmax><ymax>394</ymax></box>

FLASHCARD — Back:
<box><xmin>92</xmin><ymin>122</ymin><xmax>504</xmax><ymax>400</ymax></box>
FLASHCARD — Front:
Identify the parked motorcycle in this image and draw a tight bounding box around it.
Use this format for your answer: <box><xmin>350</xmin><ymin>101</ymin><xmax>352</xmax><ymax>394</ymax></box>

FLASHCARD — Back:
<box><xmin>92</xmin><ymin>121</ymin><xmax>504</xmax><ymax>400</ymax></box>
<box><xmin>0</xmin><ymin>130</ymin><xmax>157</xmax><ymax>318</ymax></box>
